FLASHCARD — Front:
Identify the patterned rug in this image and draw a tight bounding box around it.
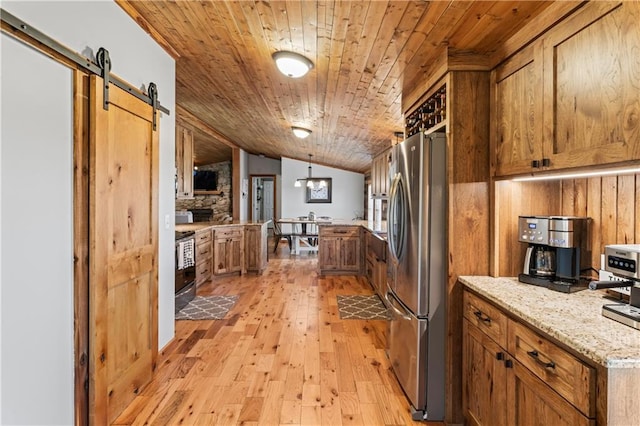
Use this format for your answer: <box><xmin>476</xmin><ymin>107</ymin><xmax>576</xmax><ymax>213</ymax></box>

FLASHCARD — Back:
<box><xmin>336</xmin><ymin>294</ymin><xmax>391</xmax><ymax>320</ymax></box>
<box><xmin>176</xmin><ymin>295</ymin><xmax>239</xmax><ymax>320</ymax></box>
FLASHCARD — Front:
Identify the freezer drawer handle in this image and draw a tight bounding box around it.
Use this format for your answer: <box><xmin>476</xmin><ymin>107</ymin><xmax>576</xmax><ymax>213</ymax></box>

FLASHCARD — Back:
<box><xmin>527</xmin><ymin>350</ymin><xmax>556</xmax><ymax>369</ymax></box>
<box><xmin>385</xmin><ymin>292</ymin><xmax>412</xmax><ymax>320</ymax></box>
<box><xmin>473</xmin><ymin>310</ymin><xmax>491</xmax><ymax>323</ymax></box>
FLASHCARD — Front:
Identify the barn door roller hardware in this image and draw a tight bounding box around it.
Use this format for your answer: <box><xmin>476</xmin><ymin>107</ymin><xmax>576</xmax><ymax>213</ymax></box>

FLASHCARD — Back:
<box><xmin>96</xmin><ymin>48</ymin><xmax>111</xmax><ymax>111</ymax></box>
<box><xmin>1</xmin><ymin>8</ymin><xmax>170</xmax><ymax>117</ymax></box>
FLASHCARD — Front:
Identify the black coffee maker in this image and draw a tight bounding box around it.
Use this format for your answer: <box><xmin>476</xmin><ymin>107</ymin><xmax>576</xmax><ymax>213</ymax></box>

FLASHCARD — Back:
<box><xmin>518</xmin><ymin>215</ymin><xmax>590</xmax><ymax>293</ymax></box>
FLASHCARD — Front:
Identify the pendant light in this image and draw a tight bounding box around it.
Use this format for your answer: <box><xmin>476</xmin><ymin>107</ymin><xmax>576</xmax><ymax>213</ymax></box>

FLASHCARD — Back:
<box><xmin>272</xmin><ymin>51</ymin><xmax>314</xmax><ymax>78</ymax></box>
<box><xmin>295</xmin><ymin>154</ymin><xmax>327</xmax><ymax>189</ymax></box>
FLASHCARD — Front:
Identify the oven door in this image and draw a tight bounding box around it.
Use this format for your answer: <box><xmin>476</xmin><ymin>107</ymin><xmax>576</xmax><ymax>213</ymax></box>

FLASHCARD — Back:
<box><xmin>175</xmin><ymin>238</ymin><xmax>196</xmax><ymax>293</ymax></box>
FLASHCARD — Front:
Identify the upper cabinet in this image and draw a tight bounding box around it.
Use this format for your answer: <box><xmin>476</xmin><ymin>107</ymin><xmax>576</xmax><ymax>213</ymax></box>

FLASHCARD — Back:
<box><xmin>175</xmin><ymin>125</ymin><xmax>194</xmax><ymax>199</ymax></box>
<box><xmin>492</xmin><ymin>44</ymin><xmax>544</xmax><ymax>176</ymax></box>
<box><xmin>371</xmin><ymin>148</ymin><xmax>391</xmax><ymax>198</ymax></box>
<box><xmin>492</xmin><ymin>2</ymin><xmax>640</xmax><ymax>177</ymax></box>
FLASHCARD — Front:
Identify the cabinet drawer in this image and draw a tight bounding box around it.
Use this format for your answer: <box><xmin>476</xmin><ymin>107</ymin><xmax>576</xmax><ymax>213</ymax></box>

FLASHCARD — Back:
<box><xmin>508</xmin><ymin>320</ymin><xmax>595</xmax><ymax>417</ymax></box>
<box><xmin>463</xmin><ymin>291</ymin><xmax>508</xmax><ymax>349</ymax></box>
<box><xmin>320</xmin><ymin>226</ymin><xmax>360</xmax><ymax>238</ymax></box>
<box><xmin>215</xmin><ymin>227</ymin><xmax>243</xmax><ymax>239</ymax></box>
<box><xmin>196</xmin><ymin>260</ymin><xmax>211</xmax><ymax>281</ymax></box>
<box><xmin>196</xmin><ymin>229</ymin><xmax>212</xmax><ymax>245</ymax></box>
<box><xmin>196</xmin><ymin>241</ymin><xmax>212</xmax><ymax>261</ymax></box>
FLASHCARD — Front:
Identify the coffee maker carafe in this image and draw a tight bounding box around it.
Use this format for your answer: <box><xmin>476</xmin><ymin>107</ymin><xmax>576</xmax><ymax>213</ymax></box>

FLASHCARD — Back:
<box><xmin>527</xmin><ymin>245</ymin><xmax>556</xmax><ymax>276</ymax></box>
<box><xmin>518</xmin><ymin>215</ymin><xmax>590</xmax><ymax>293</ymax></box>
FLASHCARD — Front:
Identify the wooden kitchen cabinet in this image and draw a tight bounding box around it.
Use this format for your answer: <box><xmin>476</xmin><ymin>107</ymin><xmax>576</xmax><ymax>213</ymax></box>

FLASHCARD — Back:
<box><xmin>463</xmin><ymin>289</ymin><xmax>594</xmax><ymax>426</ymax></box>
<box><xmin>244</xmin><ymin>222</ymin><xmax>268</xmax><ymax>274</ymax></box>
<box><xmin>492</xmin><ymin>42</ymin><xmax>544</xmax><ymax>176</ymax></box>
<box><xmin>194</xmin><ymin>227</ymin><xmax>213</xmax><ymax>286</ymax></box>
<box><xmin>541</xmin><ymin>2</ymin><xmax>640</xmax><ymax>170</ymax></box>
<box><xmin>492</xmin><ymin>2</ymin><xmax>640</xmax><ymax>177</ymax></box>
<box><xmin>318</xmin><ymin>226</ymin><xmax>361</xmax><ymax>274</ymax></box>
<box><xmin>213</xmin><ymin>226</ymin><xmax>244</xmax><ymax>275</ymax></box>
<box><xmin>463</xmin><ymin>320</ymin><xmax>508</xmax><ymax>426</ymax></box>
<box><xmin>175</xmin><ymin>125</ymin><xmax>194</xmax><ymax>199</ymax></box>
<box><xmin>371</xmin><ymin>148</ymin><xmax>391</xmax><ymax>198</ymax></box>
<box><xmin>365</xmin><ymin>229</ymin><xmax>387</xmax><ymax>298</ymax></box>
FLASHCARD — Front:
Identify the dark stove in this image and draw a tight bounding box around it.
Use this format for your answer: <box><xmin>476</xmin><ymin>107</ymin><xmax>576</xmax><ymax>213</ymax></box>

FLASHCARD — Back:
<box><xmin>175</xmin><ymin>230</ymin><xmax>196</xmax><ymax>313</ymax></box>
<box><xmin>175</xmin><ymin>230</ymin><xmax>195</xmax><ymax>241</ymax></box>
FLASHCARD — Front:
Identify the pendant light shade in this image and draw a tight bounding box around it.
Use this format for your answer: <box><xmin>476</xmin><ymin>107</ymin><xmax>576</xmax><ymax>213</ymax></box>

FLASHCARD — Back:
<box><xmin>272</xmin><ymin>51</ymin><xmax>314</xmax><ymax>78</ymax></box>
<box><xmin>292</xmin><ymin>126</ymin><xmax>312</xmax><ymax>139</ymax></box>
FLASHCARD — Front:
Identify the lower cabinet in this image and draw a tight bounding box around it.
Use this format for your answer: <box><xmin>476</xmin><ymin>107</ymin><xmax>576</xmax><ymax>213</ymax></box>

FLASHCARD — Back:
<box><xmin>318</xmin><ymin>226</ymin><xmax>361</xmax><ymax>274</ymax></box>
<box><xmin>463</xmin><ymin>290</ymin><xmax>594</xmax><ymax>426</ymax></box>
<box><xmin>213</xmin><ymin>226</ymin><xmax>244</xmax><ymax>275</ymax></box>
<box><xmin>244</xmin><ymin>222</ymin><xmax>268</xmax><ymax>274</ymax></box>
<box><xmin>194</xmin><ymin>228</ymin><xmax>212</xmax><ymax>286</ymax></box>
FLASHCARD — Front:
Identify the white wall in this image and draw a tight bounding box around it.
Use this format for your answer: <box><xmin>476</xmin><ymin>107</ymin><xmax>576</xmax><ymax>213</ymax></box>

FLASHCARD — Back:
<box><xmin>0</xmin><ymin>1</ymin><xmax>175</xmax><ymax>424</ymax></box>
<box><xmin>248</xmin><ymin>154</ymin><xmax>282</xmax><ymax>221</ymax></box>
<box><xmin>1</xmin><ymin>34</ymin><xmax>74</xmax><ymax>426</ymax></box>
<box><xmin>239</xmin><ymin>149</ymin><xmax>249</xmax><ymax>221</ymax></box>
<box><xmin>280</xmin><ymin>157</ymin><xmax>365</xmax><ymax>220</ymax></box>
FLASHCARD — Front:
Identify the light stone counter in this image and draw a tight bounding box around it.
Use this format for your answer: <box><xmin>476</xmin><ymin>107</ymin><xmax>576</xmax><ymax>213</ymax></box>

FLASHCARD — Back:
<box><xmin>318</xmin><ymin>219</ymin><xmax>387</xmax><ymax>236</ymax></box>
<box><xmin>459</xmin><ymin>276</ymin><xmax>640</xmax><ymax>369</ymax></box>
<box><xmin>176</xmin><ymin>219</ymin><xmax>270</xmax><ymax>233</ymax></box>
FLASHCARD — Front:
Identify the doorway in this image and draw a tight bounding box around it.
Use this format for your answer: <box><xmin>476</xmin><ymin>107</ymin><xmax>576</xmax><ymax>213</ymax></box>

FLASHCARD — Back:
<box><xmin>250</xmin><ymin>175</ymin><xmax>276</xmax><ymax>226</ymax></box>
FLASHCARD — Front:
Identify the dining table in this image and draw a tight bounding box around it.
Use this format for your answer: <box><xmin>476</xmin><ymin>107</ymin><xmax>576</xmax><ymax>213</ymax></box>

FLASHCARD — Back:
<box><xmin>276</xmin><ymin>216</ymin><xmax>332</xmax><ymax>255</ymax></box>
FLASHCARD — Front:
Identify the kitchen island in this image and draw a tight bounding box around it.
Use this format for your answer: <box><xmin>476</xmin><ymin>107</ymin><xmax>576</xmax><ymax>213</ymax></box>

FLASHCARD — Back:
<box><xmin>177</xmin><ymin>220</ymin><xmax>270</xmax><ymax>280</ymax></box>
<box><xmin>459</xmin><ymin>276</ymin><xmax>640</xmax><ymax>425</ymax></box>
<box><xmin>315</xmin><ymin>220</ymin><xmax>386</xmax><ymax>275</ymax></box>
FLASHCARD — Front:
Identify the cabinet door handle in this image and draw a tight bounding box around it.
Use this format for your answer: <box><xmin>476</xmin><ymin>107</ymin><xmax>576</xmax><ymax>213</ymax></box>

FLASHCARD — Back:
<box><xmin>496</xmin><ymin>352</ymin><xmax>504</xmax><ymax>361</ymax></box>
<box><xmin>473</xmin><ymin>310</ymin><xmax>491</xmax><ymax>323</ymax></box>
<box><xmin>542</xmin><ymin>158</ymin><xmax>550</xmax><ymax>167</ymax></box>
<box><xmin>527</xmin><ymin>350</ymin><xmax>556</xmax><ymax>369</ymax></box>
<box><xmin>504</xmin><ymin>359</ymin><xmax>513</xmax><ymax>368</ymax></box>
<box><xmin>531</xmin><ymin>160</ymin><xmax>540</xmax><ymax>168</ymax></box>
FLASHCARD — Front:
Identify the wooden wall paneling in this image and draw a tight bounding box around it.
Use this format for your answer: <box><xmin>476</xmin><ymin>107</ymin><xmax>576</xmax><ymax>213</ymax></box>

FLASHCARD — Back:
<box><xmin>600</xmin><ymin>176</ymin><xmax>618</xmax><ymax>249</ymax></box>
<box><xmin>493</xmin><ymin>181</ymin><xmax>564</xmax><ymax>277</ymax></box>
<box><xmin>616</xmin><ymin>174</ymin><xmax>636</xmax><ymax>244</ymax></box>
<box><xmin>586</xmin><ymin>177</ymin><xmax>603</xmax><ymax>269</ymax></box>
<box><xmin>636</xmin><ymin>175</ymin><xmax>640</xmax><ymax>243</ymax></box>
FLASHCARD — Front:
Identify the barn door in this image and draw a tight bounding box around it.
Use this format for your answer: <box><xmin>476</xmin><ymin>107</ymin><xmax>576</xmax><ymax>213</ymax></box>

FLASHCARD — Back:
<box><xmin>88</xmin><ymin>75</ymin><xmax>159</xmax><ymax>424</ymax></box>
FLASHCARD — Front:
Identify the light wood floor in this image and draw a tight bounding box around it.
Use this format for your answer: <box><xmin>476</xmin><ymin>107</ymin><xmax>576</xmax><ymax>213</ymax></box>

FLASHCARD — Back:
<box><xmin>114</xmin><ymin>243</ymin><xmax>442</xmax><ymax>425</ymax></box>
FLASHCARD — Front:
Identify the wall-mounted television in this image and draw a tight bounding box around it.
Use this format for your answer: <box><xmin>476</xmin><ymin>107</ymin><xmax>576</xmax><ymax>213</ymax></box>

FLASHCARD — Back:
<box><xmin>193</xmin><ymin>170</ymin><xmax>218</xmax><ymax>191</ymax></box>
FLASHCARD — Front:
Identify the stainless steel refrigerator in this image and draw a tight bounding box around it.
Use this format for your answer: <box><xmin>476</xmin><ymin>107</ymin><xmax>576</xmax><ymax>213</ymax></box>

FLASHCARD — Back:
<box><xmin>386</xmin><ymin>131</ymin><xmax>446</xmax><ymax>421</ymax></box>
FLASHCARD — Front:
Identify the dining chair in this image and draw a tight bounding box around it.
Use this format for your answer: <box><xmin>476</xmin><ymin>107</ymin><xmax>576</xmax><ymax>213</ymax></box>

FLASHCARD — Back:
<box><xmin>272</xmin><ymin>219</ymin><xmax>291</xmax><ymax>253</ymax></box>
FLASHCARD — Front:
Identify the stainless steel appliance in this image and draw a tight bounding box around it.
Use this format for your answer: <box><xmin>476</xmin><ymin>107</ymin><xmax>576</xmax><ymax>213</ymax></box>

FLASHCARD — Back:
<box><xmin>175</xmin><ymin>231</ymin><xmax>196</xmax><ymax>312</ymax></box>
<box><xmin>385</xmin><ymin>131</ymin><xmax>446</xmax><ymax>421</ymax></box>
<box><xmin>589</xmin><ymin>244</ymin><xmax>640</xmax><ymax>330</ymax></box>
<box><xmin>518</xmin><ymin>215</ymin><xmax>591</xmax><ymax>293</ymax></box>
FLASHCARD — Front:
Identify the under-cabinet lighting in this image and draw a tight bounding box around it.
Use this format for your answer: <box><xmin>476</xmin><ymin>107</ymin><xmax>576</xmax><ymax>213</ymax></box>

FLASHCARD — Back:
<box><xmin>511</xmin><ymin>167</ymin><xmax>640</xmax><ymax>182</ymax></box>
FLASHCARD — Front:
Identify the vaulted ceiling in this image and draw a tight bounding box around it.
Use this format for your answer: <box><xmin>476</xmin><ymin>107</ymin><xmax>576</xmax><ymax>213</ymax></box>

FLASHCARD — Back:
<box><xmin>117</xmin><ymin>1</ymin><xmax>559</xmax><ymax>172</ymax></box>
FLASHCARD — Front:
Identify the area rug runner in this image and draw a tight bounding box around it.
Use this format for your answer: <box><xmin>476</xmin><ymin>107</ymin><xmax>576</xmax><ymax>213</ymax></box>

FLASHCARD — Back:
<box><xmin>176</xmin><ymin>295</ymin><xmax>239</xmax><ymax>320</ymax></box>
<box><xmin>336</xmin><ymin>294</ymin><xmax>391</xmax><ymax>320</ymax></box>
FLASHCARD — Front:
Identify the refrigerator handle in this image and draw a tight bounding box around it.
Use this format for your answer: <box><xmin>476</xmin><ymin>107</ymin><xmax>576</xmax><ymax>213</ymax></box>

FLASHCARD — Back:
<box><xmin>385</xmin><ymin>288</ymin><xmax>412</xmax><ymax>320</ymax></box>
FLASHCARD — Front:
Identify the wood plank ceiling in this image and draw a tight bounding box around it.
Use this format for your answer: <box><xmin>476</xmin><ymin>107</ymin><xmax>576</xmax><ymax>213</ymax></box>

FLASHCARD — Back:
<box><xmin>118</xmin><ymin>1</ymin><xmax>555</xmax><ymax>172</ymax></box>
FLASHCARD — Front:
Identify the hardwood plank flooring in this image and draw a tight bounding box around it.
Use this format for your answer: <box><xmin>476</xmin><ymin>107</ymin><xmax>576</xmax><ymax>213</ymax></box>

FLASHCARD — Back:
<box><xmin>114</xmin><ymin>242</ymin><xmax>442</xmax><ymax>425</ymax></box>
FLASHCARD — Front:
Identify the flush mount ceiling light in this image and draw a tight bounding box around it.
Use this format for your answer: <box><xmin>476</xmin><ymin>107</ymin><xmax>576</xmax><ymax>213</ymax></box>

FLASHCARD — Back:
<box><xmin>292</xmin><ymin>126</ymin><xmax>312</xmax><ymax>139</ymax></box>
<box><xmin>272</xmin><ymin>51</ymin><xmax>314</xmax><ymax>78</ymax></box>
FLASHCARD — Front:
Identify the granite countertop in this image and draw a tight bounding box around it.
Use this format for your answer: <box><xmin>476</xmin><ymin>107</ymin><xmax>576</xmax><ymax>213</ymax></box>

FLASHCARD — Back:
<box><xmin>459</xmin><ymin>276</ymin><xmax>640</xmax><ymax>369</ymax></box>
<box><xmin>176</xmin><ymin>219</ymin><xmax>270</xmax><ymax>232</ymax></box>
<box><xmin>318</xmin><ymin>219</ymin><xmax>388</xmax><ymax>236</ymax></box>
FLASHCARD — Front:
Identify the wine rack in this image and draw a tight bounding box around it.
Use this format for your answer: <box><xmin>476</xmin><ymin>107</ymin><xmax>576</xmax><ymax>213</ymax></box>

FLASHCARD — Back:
<box><xmin>405</xmin><ymin>84</ymin><xmax>447</xmax><ymax>137</ymax></box>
